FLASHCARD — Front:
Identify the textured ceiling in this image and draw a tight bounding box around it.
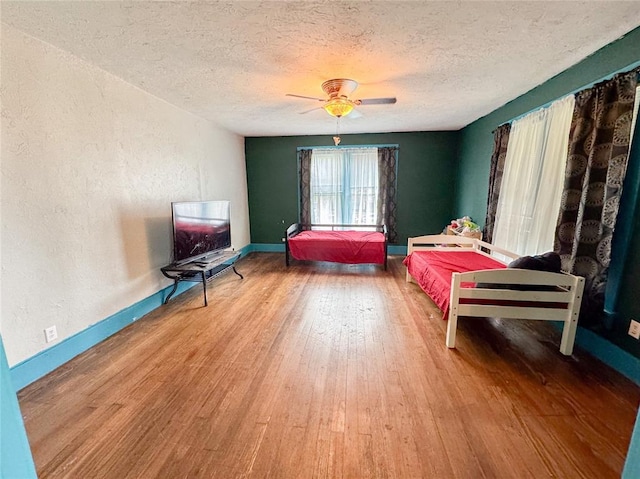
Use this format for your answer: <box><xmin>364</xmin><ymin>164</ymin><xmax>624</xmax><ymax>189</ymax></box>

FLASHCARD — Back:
<box><xmin>3</xmin><ymin>1</ymin><xmax>640</xmax><ymax>137</ymax></box>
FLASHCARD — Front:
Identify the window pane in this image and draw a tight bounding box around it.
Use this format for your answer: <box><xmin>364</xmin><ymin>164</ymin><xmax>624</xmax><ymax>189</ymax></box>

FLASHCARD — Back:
<box><xmin>310</xmin><ymin>150</ymin><xmax>343</xmax><ymax>224</ymax></box>
<box><xmin>309</xmin><ymin>147</ymin><xmax>378</xmax><ymax>227</ymax></box>
<box><xmin>347</xmin><ymin>149</ymin><xmax>378</xmax><ymax>225</ymax></box>
<box><xmin>493</xmin><ymin>95</ymin><xmax>574</xmax><ymax>256</ymax></box>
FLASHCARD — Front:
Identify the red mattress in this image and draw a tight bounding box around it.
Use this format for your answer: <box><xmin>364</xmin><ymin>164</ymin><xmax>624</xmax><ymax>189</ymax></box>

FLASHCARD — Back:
<box><xmin>403</xmin><ymin>250</ymin><xmax>506</xmax><ymax>317</ymax></box>
<box><xmin>288</xmin><ymin>230</ymin><xmax>386</xmax><ymax>264</ymax></box>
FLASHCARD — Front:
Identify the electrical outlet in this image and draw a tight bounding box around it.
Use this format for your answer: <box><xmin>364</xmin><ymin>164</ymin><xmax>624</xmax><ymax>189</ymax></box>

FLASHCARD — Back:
<box><xmin>629</xmin><ymin>320</ymin><xmax>640</xmax><ymax>340</ymax></box>
<box><xmin>44</xmin><ymin>326</ymin><xmax>58</xmax><ymax>343</ymax></box>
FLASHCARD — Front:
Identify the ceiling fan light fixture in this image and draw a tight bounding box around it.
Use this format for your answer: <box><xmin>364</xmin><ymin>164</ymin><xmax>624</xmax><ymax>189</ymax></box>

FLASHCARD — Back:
<box><xmin>323</xmin><ymin>98</ymin><xmax>354</xmax><ymax>118</ymax></box>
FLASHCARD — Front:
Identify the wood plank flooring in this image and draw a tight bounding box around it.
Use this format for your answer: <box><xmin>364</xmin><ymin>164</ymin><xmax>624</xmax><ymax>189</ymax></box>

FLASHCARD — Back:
<box><xmin>18</xmin><ymin>253</ymin><xmax>640</xmax><ymax>478</ymax></box>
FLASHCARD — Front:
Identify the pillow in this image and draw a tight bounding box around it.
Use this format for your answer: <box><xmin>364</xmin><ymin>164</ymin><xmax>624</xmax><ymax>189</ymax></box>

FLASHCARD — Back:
<box><xmin>476</xmin><ymin>252</ymin><xmax>561</xmax><ymax>291</ymax></box>
<box><xmin>508</xmin><ymin>251</ymin><xmax>561</xmax><ymax>273</ymax></box>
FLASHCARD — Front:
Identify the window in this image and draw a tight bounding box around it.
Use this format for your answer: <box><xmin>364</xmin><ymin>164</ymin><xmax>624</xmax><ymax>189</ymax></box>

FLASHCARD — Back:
<box><xmin>309</xmin><ymin>147</ymin><xmax>379</xmax><ymax>226</ymax></box>
<box><xmin>493</xmin><ymin>95</ymin><xmax>575</xmax><ymax>256</ymax></box>
<box><xmin>494</xmin><ymin>85</ymin><xmax>640</xmax><ymax>259</ymax></box>
<box><xmin>299</xmin><ymin>145</ymin><xmax>398</xmax><ymax>241</ymax></box>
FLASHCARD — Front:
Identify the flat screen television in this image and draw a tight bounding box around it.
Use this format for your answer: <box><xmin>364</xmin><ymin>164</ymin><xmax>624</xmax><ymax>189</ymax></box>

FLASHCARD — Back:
<box><xmin>171</xmin><ymin>200</ymin><xmax>231</xmax><ymax>264</ymax></box>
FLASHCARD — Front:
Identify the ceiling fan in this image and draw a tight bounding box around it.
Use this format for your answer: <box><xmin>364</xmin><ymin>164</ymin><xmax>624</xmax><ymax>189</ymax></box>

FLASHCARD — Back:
<box><xmin>286</xmin><ymin>78</ymin><xmax>397</xmax><ymax>118</ymax></box>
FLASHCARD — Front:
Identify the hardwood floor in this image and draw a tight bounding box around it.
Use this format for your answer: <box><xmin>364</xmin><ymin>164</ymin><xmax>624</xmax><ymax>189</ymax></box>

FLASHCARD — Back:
<box><xmin>19</xmin><ymin>253</ymin><xmax>640</xmax><ymax>478</ymax></box>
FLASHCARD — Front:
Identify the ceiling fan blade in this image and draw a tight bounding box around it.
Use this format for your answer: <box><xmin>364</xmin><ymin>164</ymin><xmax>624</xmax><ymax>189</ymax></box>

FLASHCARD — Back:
<box><xmin>299</xmin><ymin>106</ymin><xmax>323</xmax><ymax>114</ymax></box>
<box><xmin>357</xmin><ymin>97</ymin><xmax>397</xmax><ymax>105</ymax></box>
<box><xmin>347</xmin><ymin>109</ymin><xmax>363</xmax><ymax>119</ymax></box>
<box><xmin>286</xmin><ymin>93</ymin><xmax>325</xmax><ymax>101</ymax></box>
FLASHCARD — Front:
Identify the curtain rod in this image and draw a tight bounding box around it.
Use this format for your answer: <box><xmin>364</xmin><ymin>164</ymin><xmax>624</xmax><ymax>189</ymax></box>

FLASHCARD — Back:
<box><xmin>494</xmin><ymin>61</ymin><xmax>640</xmax><ymax>132</ymax></box>
<box><xmin>296</xmin><ymin>144</ymin><xmax>399</xmax><ymax>151</ymax></box>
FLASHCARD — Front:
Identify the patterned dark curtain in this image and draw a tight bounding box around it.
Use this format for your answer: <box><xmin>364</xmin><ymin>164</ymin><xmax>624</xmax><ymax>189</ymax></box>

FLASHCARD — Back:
<box><xmin>298</xmin><ymin>149</ymin><xmax>312</xmax><ymax>224</ymax></box>
<box><xmin>483</xmin><ymin>123</ymin><xmax>511</xmax><ymax>244</ymax></box>
<box><xmin>555</xmin><ymin>68</ymin><xmax>639</xmax><ymax>325</ymax></box>
<box><xmin>377</xmin><ymin>147</ymin><xmax>399</xmax><ymax>243</ymax></box>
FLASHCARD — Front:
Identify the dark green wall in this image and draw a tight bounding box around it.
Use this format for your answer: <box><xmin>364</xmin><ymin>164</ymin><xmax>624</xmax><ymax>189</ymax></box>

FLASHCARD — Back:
<box><xmin>456</xmin><ymin>26</ymin><xmax>640</xmax><ymax>358</ymax></box>
<box><xmin>245</xmin><ymin>132</ymin><xmax>460</xmax><ymax>246</ymax></box>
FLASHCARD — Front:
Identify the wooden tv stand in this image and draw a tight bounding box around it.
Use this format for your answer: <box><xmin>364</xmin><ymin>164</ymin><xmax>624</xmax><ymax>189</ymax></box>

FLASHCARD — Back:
<box><xmin>161</xmin><ymin>251</ymin><xmax>243</xmax><ymax>307</ymax></box>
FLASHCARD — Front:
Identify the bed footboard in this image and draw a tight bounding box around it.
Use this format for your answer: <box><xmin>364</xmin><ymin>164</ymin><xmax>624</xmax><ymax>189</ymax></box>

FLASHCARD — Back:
<box><xmin>404</xmin><ymin>234</ymin><xmax>585</xmax><ymax>356</ymax></box>
<box><xmin>446</xmin><ymin>268</ymin><xmax>584</xmax><ymax>356</ymax></box>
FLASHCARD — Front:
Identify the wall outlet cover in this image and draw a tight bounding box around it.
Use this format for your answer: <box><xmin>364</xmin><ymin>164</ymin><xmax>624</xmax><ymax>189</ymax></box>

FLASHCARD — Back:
<box><xmin>629</xmin><ymin>319</ymin><xmax>640</xmax><ymax>340</ymax></box>
<box><xmin>45</xmin><ymin>326</ymin><xmax>58</xmax><ymax>343</ymax></box>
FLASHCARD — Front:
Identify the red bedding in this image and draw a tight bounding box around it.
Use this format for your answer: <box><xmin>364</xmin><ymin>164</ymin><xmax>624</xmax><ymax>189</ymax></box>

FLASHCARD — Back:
<box><xmin>403</xmin><ymin>250</ymin><xmax>506</xmax><ymax>317</ymax></box>
<box><xmin>288</xmin><ymin>230</ymin><xmax>386</xmax><ymax>264</ymax></box>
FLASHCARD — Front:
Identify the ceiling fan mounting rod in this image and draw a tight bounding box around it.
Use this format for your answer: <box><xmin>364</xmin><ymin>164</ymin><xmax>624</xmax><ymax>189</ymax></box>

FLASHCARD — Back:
<box><xmin>321</xmin><ymin>78</ymin><xmax>359</xmax><ymax>97</ymax></box>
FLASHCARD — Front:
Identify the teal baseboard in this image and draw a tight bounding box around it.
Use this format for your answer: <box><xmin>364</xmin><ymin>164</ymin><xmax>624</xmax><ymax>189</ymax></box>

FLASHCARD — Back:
<box><xmin>388</xmin><ymin>245</ymin><xmax>407</xmax><ymax>255</ymax></box>
<box><xmin>1</xmin><ymin>337</ymin><xmax>38</xmax><ymax>478</ymax></box>
<box><xmin>573</xmin><ymin>326</ymin><xmax>640</xmax><ymax>385</ymax></box>
<box><xmin>11</xmin><ymin>245</ymin><xmax>637</xmax><ymax>392</ymax></box>
<box><xmin>623</xmin><ymin>407</ymin><xmax>640</xmax><ymax>478</ymax></box>
<box><xmin>10</xmin><ymin>248</ymin><xmax>251</xmax><ymax>391</ymax></box>
<box><xmin>10</xmin><ymin>280</ymin><xmax>198</xmax><ymax>391</ymax></box>
<box><xmin>250</xmin><ymin>243</ymin><xmax>285</xmax><ymax>252</ymax></box>
<box><xmin>549</xmin><ymin>321</ymin><xmax>640</xmax><ymax>385</ymax></box>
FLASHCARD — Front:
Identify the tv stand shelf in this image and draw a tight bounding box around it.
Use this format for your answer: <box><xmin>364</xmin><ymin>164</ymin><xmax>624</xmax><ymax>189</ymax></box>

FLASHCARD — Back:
<box><xmin>161</xmin><ymin>251</ymin><xmax>243</xmax><ymax>306</ymax></box>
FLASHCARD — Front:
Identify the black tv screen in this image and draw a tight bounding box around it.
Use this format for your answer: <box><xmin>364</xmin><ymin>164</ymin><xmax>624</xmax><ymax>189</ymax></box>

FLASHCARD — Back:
<box><xmin>171</xmin><ymin>200</ymin><xmax>231</xmax><ymax>264</ymax></box>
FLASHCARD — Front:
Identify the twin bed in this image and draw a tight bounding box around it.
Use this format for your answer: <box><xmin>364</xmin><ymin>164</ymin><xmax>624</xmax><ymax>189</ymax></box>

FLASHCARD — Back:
<box><xmin>285</xmin><ymin>223</ymin><xmax>388</xmax><ymax>269</ymax></box>
<box><xmin>404</xmin><ymin>234</ymin><xmax>585</xmax><ymax>355</ymax></box>
<box><xmin>284</xmin><ymin>226</ymin><xmax>584</xmax><ymax>356</ymax></box>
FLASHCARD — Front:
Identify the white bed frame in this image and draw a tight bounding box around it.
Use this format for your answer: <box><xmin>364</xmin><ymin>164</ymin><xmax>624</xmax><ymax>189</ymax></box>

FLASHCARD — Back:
<box><xmin>406</xmin><ymin>234</ymin><xmax>585</xmax><ymax>355</ymax></box>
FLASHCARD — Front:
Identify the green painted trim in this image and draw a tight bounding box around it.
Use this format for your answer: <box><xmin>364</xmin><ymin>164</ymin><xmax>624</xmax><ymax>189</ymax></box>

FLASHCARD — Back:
<box><xmin>238</xmin><ymin>244</ymin><xmax>254</xmax><ymax>255</ymax></box>
<box><xmin>12</xmin><ymin>244</ymin><xmax>636</xmax><ymax>398</ymax></box>
<box><xmin>623</xmin><ymin>407</ymin><xmax>640</xmax><ymax>478</ymax></box>
<box><xmin>388</xmin><ymin>245</ymin><xmax>407</xmax><ymax>256</ymax></box>
<box><xmin>550</xmin><ymin>322</ymin><xmax>640</xmax><ymax>386</ymax></box>
<box><xmin>10</xmin><ymin>281</ymin><xmax>197</xmax><ymax>390</ymax></box>
<box><xmin>573</xmin><ymin>326</ymin><xmax>640</xmax><ymax>385</ymax></box>
<box><xmin>251</xmin><ymin>243</ymin><xmax>286</xmax><ymax>252</ymax></box>
<box><xmin>1</xmin><ymin>336</ymin><xmax>37</xmax><ymax>478</ymax></box>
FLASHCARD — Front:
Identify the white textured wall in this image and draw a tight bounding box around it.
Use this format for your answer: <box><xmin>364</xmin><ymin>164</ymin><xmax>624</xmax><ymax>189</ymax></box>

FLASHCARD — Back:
<box><xmin>1</xmin><ymin>26</ymin><xmax>250</xmax><ymax>366</ymax></box>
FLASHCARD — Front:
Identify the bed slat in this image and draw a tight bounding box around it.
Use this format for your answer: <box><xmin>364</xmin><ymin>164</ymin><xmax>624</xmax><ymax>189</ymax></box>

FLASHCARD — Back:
<box><xmin>456</xmin><ymin>305</ymin><xmax>572</xmax><ymax>321</ymax></box>
<box><xmin>458</xmin><ymin>288</ymin><xmax>574</xmax><ymax>303</ymax></box>
<box><xmin>406</xmin><ymin>234</ymin><xmax>585</xmax><ymax>356</ymax></box>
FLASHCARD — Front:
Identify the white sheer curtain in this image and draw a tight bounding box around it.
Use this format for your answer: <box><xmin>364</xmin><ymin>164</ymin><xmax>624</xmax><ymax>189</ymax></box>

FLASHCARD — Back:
<box><xmin>310</xmin><ymin>149</ymin><xmax>343</xmax><ymax>224</ymax></box>
<box><xmin>310</xmin><ymin>147</ymin><xmax>378</xmax><ymax>226</ymax></box>
<box><xmin>347</xmin><ymin>149</ymin><xmax>379</xmax><ymax>224</ymax></box>
<box><xmin>493</xmin><ymin>95</ymin><xmax>575</xmax><ymax>256</ymax></box>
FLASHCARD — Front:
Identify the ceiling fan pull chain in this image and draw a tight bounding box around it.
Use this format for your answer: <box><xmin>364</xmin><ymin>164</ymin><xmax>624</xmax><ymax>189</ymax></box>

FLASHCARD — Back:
<box><xmin>333</xmin><ymin>117</ymin><xmax>341</xmax><ymax>146</ymax></box>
